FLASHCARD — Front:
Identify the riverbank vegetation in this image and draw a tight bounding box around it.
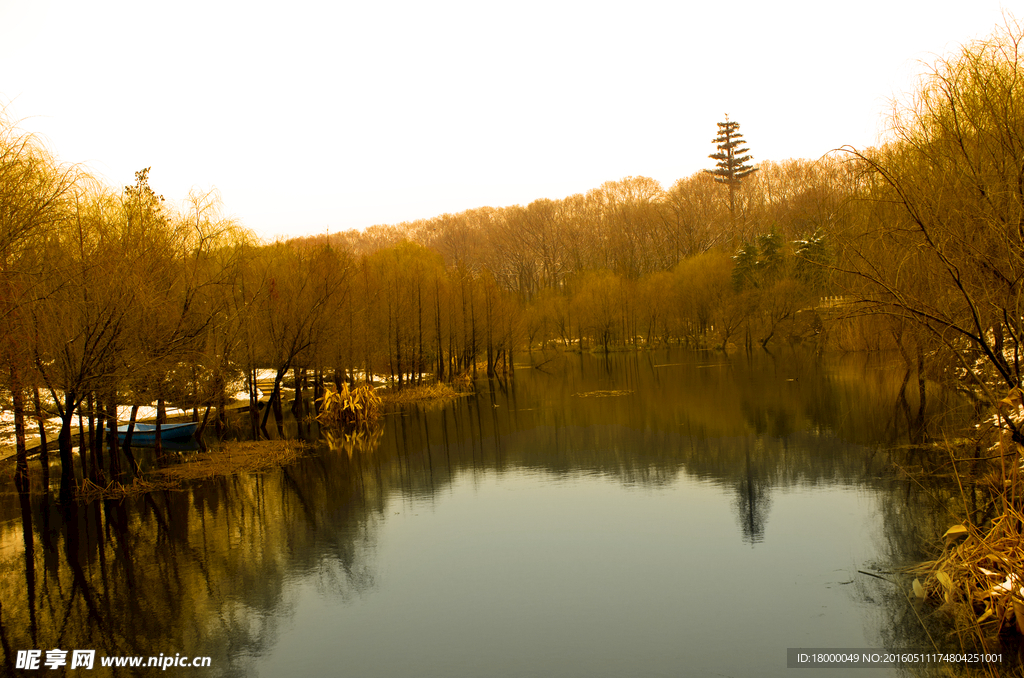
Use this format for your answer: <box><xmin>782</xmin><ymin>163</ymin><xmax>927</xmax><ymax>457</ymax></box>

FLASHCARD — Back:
<box><xmin>75</xmin><ymin>439</ymin><xmax>307</xmax><ymax>500</ymax></box>
<box><xmin>316</xmin><ymin>383</ymin><xmax>383</xmax><ymax>429</ymax></box>
<box><xmin>849</xmin><ymin>21</ymin><xmax>1024</xmax><ymax>660</ymax></box>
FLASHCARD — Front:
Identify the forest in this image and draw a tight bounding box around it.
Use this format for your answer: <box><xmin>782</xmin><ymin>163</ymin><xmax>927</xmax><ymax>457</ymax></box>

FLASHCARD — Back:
<box><xmin>3</xmin><ymin>22</ymin><xmax>1024</xmax><ymax>505</ymax></box>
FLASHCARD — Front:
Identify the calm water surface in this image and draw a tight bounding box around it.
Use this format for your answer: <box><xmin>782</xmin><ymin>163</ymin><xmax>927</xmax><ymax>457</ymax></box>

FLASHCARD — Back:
<box><xmin>0</xmin><ymin>350</ymin><xmax>978</xmax><ymax>676</ymax></box>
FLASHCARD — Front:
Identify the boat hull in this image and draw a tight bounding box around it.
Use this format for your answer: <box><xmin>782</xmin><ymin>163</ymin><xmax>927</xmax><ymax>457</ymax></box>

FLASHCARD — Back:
<box><xmin>116</xmin><ymin>422</ymin><xmax>199</xmax><ymax>445</ymax></box>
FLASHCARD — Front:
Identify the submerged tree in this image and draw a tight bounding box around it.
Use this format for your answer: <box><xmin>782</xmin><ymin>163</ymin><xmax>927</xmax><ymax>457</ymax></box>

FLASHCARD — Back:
<box><xmin>706</xmin><ymin>115</ymin><xmax>758</xmax><ymax>217</ymax></box>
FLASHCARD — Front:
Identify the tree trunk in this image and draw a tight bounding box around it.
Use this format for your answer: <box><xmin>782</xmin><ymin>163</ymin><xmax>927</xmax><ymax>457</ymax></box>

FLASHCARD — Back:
<box><xmin>32</xmin><ymin>386</ymin><xmax>48</xmax><ymax>462</ymax></box>
<box><xmin>215</xmin><ymin>365</ymin><xmax>227</xmax><ymax>436</ymax></box>
<box><xmin>121</xmin><ymin>404</ymin><xmax>142</xmax><ymax>477</ymax></box>
<box><xmin>417</xmin><ymin>283</ymin><xmax>424</xmax><ymax>385</ymax></box>
<box><xmin>485</xmin><ymin>288</ymin><xmax>494</xmax><ymax>378</ymax></box>
<box><xmin>77</xmin><ymin>410</ymin><xmax>87</xmax><ymax>485</ymax></box>
<box><xmin>914</xmin><ymin>344</ymin><xmax>927</xmax><ymax>442</ymax></box>
<box><xmin>88</xmin><ymin>392</ymin><xmax>101</xmax><ymax>484</ymax></box>
<box><xmin>470</xmin><ymin>293</ymin><xmax>478</xmax><ymax>380</ymax></box>
<box><xmin>105</xmin><ymin>396</ymin><xmax>121</xmax><ymax>480</ymax></box>
<box><xmin>154</xmin><ymin>398</ymin><xmax>165</xmax><ymax>458</ymax></box>
<box><xmin>247</xmin><ymin>368</ymin><xmax>260</xmax><ymax>439</ymax></box>
<box><xmin>195</xmin><ymin>405</ymin><xmax>212</xmax><ymax>452</ymax></box>
<box><xmin>435</xmin><ymin>278</ymin><xmax>445</xmax><ymax>382</ymax></box>
<box><xmin>448</xmin><ymin>301</ymin><xmax>456</xmax><ymax>378</ymax></box>
<box><xmin>57</xmin><ymin>391</ymin><xmax>78</xmax><ymax>503</ymax></box>
<box><xmin>395</xmin><ymin>301</ymin><xmax>403</xmax><ymax>388</ymax></box>
<box><xmin>313</xmin><ymin>369</ymin><xmax>323</xmax><ymax>415</ymax></box>
<box><xmin>11</xmin><ymin>371</ymin><xmax>28</xmax><ymax>494</ymax></box>
<box><xmin>292</xmin><ymin>367</ymin><xmax>306</xmax><ymax>420</ymax></box>
<box><xmin>261</xmin><ymin>364</ymin><xmax>289</xmax><ymax>434</ymax></box>
<box><xmin>271</xmin><ymin>380</ymin><xmax>284</xmax><ymax>424</ymax></box>
<box><xmin>294</xmin><ymin>366</ymin><xmax>305</xmax><ymax>419</ymax></box>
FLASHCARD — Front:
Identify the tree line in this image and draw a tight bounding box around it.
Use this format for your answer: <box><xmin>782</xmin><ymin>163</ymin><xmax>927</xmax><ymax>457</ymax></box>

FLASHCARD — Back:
<box><xmin>3</xmin><ymin>19</ymin><xmax>1024</xmax><ymax>501</ymax></box>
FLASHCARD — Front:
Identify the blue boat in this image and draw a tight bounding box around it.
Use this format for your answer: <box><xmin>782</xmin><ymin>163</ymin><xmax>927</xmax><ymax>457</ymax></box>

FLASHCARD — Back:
<box><xmin>116</xmin><ymin>422</ymin><xmax>199</xmax><ymax>445</ymax></box>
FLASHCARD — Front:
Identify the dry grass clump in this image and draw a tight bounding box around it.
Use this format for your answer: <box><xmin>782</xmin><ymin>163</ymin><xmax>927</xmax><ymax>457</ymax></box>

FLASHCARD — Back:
<box><xmin>77</xmin><ymin>439</ymin><xmax>307</xmax><ymax>500</ymax></box>
<box><xmin>150</xmin><ymin>439</ymin><xmax>307</xmax><ymax>481</ymax></box>
<box><xmin>908</xmin><ymin>512</ymin><xmax>1024</xmax><ymax>638</ymax></box>
<box><xmin>316</xmin><ymin>382</ymin><xmax>382</xmax><ymax>429</ymax></box>
<box><xmin>78</xmin><ymin>477</ymin><xmax>170</xmax><ymax>501</ymax></box>
<box><xmin>906</xmin><ymin>420</ymin><xmax>1024</xmax><ymax>647</ymax></box>
<box><xmin>383</xmin><ymin>381</ymin><xmax>470</xmax><ymax>405</ymax></box>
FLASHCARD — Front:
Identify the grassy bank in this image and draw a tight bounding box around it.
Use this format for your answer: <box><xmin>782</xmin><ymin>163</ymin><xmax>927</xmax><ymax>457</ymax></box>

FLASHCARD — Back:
<box><xmin>77</xmin><ymin>439</ymin><xmax>308</xmax><ymax>500</ymax></box>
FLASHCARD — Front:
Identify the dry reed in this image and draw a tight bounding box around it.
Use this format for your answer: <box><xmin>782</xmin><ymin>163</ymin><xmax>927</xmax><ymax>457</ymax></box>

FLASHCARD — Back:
<box><xmin>316</xmin><ymin>383</ymin><xmax>382</xmax><ymax>429</ymax></box>
<box><xmin>382</xmin><ymin>381</ymin><xmax>470</xmax><ymax>405</ymax></box>
<box><xmin>905</xmin><ymin>418</ymin><xmax>1024</xmax><ymax>655</ymax></box>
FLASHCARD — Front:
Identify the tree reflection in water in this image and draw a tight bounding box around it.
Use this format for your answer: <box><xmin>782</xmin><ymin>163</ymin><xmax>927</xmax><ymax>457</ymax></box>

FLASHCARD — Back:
<box><xmin>0</xmin><ymin>450</ymin><xmax>382</xmax><ymax>676</ymax></box>
<box><xmin>735</xmin><ymin>441</ymin><xmax>772</xmax><ymax>545</ymax></box>
<box><xmin>0</xmin><ymin>349</ymin><xmax>997</xmax><ymax>675</ymax></box>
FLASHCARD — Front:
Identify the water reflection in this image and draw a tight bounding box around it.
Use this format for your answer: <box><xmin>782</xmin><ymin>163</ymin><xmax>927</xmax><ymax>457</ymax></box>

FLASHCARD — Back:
<box><xmin>1</xmin><ymin>451</ymin><xmax>382</xmax><ymax>676</ymax></box>
<box><xmin>735</xmin><ymin>440</ymin><xmax>772</xmax><ymax>545</ymax></box>
<box><xmin>0</xmin><ymin>349</ymin><xmax>996</xmax><ymax>676</ymax></box>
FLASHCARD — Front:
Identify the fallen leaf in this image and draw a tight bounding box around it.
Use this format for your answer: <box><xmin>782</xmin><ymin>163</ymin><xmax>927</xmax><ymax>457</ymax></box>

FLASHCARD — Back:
<box><xmin>913</xmin><ymin>578</ymin><xmax>926</xmax><ymax>599</ymax></box>
<box><xmin>943</xmin><ymin>524</ymin><xmax>969</xmax><ymax>541</ymax></box>
<box><xmin>936</xmin><ymin>571</ymin><xmax>954</xmax><ymax>591</ymax></box>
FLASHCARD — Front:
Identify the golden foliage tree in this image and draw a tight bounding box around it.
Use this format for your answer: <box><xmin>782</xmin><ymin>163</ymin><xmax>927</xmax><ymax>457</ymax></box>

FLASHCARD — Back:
<box><xmin>840</xmin><ymin>20</ymin><xmax>1024</xmax><ymax>404</ymax></box>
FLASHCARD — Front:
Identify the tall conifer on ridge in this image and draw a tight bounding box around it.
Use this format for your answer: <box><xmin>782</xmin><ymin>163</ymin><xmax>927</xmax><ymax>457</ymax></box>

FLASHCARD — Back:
<box><xmin>705</xmin><ymin>115</ymin><xmax>757</xmax><ymax>217</ymax></box>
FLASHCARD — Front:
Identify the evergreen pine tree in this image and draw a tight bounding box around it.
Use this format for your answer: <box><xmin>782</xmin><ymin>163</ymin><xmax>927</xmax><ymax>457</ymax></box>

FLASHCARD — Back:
<box><xmin>731</xmin><ymin>241</ymin><xmax>759</xmax><ymax>291</ymax></box>
<box><xmin>705</xmin><ymin>115</ymin><xmax>757</xmax><ymax>216</ymax></box>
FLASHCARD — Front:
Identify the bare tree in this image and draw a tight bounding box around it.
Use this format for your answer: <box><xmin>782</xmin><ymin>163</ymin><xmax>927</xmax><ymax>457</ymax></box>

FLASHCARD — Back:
<box><xmin>838</xmin><ymin>19</ymin><xmax>1024</xmax><ymax>409</ymax></box>
<box><xmin>0</xmin><ymin>113</ymin><xmax>75</xmax><ymax>493</ymax></box>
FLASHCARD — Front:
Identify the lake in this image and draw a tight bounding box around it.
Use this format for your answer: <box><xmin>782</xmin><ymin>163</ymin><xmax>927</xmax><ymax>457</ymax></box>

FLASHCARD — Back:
<box><xmin>0</xmin><ymin>349</ymin><xmax>986</xmax><ymax>676</ymax></box>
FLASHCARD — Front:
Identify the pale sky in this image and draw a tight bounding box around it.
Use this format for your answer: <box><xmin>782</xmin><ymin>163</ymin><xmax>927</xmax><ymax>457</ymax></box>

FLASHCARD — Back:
<box><xmin>0</xmin><ymin>0</ymin><xmax>1013</xmax><ymax>240</ymax></box>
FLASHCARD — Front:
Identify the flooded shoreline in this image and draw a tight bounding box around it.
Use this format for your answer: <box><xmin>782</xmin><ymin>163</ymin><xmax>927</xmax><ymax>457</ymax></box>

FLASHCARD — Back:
<box><xmin>1</xmin><ymin>349</ymin><xmax>1008</xmax><ymax>677</ymax></box>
